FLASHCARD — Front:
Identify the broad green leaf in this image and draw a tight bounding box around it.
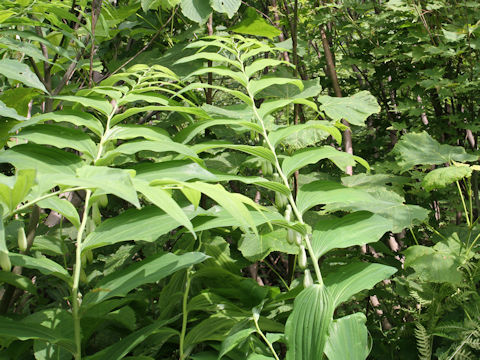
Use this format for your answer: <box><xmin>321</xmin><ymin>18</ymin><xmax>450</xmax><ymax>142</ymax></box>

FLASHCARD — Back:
<box><xmin>175</xmin><ymin>52</ymin><xmax>241</xmax><ymax>69</ymax></box>
<box><xmin>393</xmin><ymin>131</ymin><xmax>478</xmax><ymax>170</ymax></box>
<box><xmin>181</xmin><ymin>0</ymin><xmax>212</xmax><ymax>23</ymax></box>
<box><xmin>0</xmin><ymin>100</ymin><xmax>26</xmax><ymax>120</ymax></box>
<box><xmin>85</xmin><ymin>319</ymin><xmax>178</xmax><ymax>360</ymax></box>
<box><xmin>184</xmin><ymin>315</ymin><xmax>236</xmax><ymax>350</ymax></box>
<box><xmin>192</xmin><ymin>141</ymin><xmax>276</xmax><ymax>164</ymax></box>
<box><xmin>53</xmin><ymin>95</ymin><xmax>113</xmax><ymax>116</ymax></box>
<box><xmin>37</xmin><ymin>197</ymin><xmax>81</xmax><ymax>229</ymax></box>
<box><xmin>219</xmin><ymin>327</ymin><xmax>256</xmax><ymax>358</ymax></box>
<box><xmin>82</xmin><ymin>206</ymin><xmax>199</xmax><ymax>251</ymax></box>
<box><xmin>0</xmin><ymin>271</ymin><xmax>37</xmax><ymax>294</ymax></box>
<box><xmin>324</xmin><ymin>262</ymin><xmax>397</xmax><ymax>307</ymax></box>
<box><xmin>31</xmin><ymin>235</ymin><xmax>67</xmax><ymax>256</ymax></box>
<box><xmin>9</xmin><ymin>253</ymin><xmax>71</xmax><ymax>284</ymax></box>
<box><xmin>259</xmin><ymin>78</ymin><xmax>322</xmax><ymax>99</ymax></box>
<box><xmin>0</xmin><ymin>144</ymin><xmax>83</xmax><ymax>176</ymax></box>
<box><xmin>281</xmin><ymin>146</ymin><xmax>360</xmax><ymax>177</ymax></box>
<box><xmin>257</xmin><ymin>98</ymin><xmax>317</xmax><ymax>118</ymax></box>
<box><xmin>175</xmin><ymin>119</ymin><xmax>262</xmax><ymax>144</ymax></box>
<box><xmin>133</xmin><ymin>179</ymin><xmax>195</xmax><ymax>236</ymax></box>
<box><xmin>230</xmin><ymin>8</ymin><xmax>282</xmax><ymax>39</ymax></box>
<box><xmin>12</xmin><ymin>110</ymin><xmax>104</xmax><ymax>137</ymax></box>
<box><xmin>0</xmin><ymin>316</ymin><xmax>75</xmax><ymax>353</ymax></box>
<box><xmin>324</xmin><ymin>313</ymin><xmax>369</xmax><ymax>360</ymax></box>
<box><xmin>0</xmin><ymin>59</ymin><xmax>47</xmax><ymax>93</ymax></box>
<box><xmin>83</xmin><ymin>251</ymin><xmax>208</xmax><ymax>306</ymax></box>
<box><xmin>268</xmin><ymin>121</ymin><xmax>342</xmax><ymax>147</ymax></box>
<box><xmin>185</xmin><ymin>66</ymin><xmax>248</xmax><ymax>86</ymax></box>
<box><xmin>97</xmin><ymin>139</ymin><xmax>199</xmax><ymax>166</ymax></box>
<box><xmin>111</xmin><ymin>105</ymin><xmax>209</xmax><ymax>125</ymax></box>
<box><xmin>104</xmin><ymin>124</ymin><xmax>169</xmax><ymax>142</ymax></box>
<box><xmin>245</xmin><ymin>59</ymin><xmax>287</xmax><ymax>79</ymax></box>
<box><xmin>210</xmin><ymin>0</ymin><xmax>241</xmax><ymax>18</ymax></box>
<box><xmin>249</xmin><ymin>77</ymin><xmax>303</xmax><ymax>97</ymax></box>
<box><xmin>74</xmin><ymin>166</ymin><xmax>140</xmax><ymax>208</ymax></box>
<box><xmin>318</xmin><ymin>91</ymin><xmax>380</xmax><ymax>126</ymax></box>
<box><xmin>403</xmin><ymin>244</ymin><xmax>462</xmax><ymax>284</ymax></box>
<box><xmin>238</xmin><ymin>228</ymin><xmax>298</xmax><ymax>262</ymax></box>
<box><xmin>0</xmin><ymin>169</ymin><xmax>35</xmax><ymax>212</ymax></box>
<box><xmin>285</xmin><ymin>284</ymin><xmax>334</xmax><ymax>360</ymax></box>
<box><xmin>312</xmin><ymin>212</ymin><xmax>392</xmax><ymax>257</ymax></box>
<box><xmin>297</xmin><ymin>181</ymin><xmax>429</xmax><ymax>232</ymax></box>
<box><xmin>422</xmin><ymin>166</ymin><xmax>472</xmax><ymax>191</ymax></box>
<box><xmin>177</xmin><ymin>82</ymin><xmax>252</xmax><ymax>104</ymax></box>
<box><xmin>14</xmin><ymin>124</ymin><xmax>97</xmax><ymax>159</ymax></box>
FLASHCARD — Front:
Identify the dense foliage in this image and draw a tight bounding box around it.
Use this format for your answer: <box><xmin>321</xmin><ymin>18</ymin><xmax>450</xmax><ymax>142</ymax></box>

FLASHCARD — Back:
<box><xmin>0</xmin><ymin>0</ymin><xmax>479</xmax><ymax>359</ymax></box>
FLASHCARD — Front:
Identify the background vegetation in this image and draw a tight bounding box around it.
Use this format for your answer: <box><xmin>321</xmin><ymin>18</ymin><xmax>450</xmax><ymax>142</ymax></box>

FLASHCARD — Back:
<box><xmin>0</xmin><ymin>0</ymin><xmax>479</xmax><ymax>359</ymax></box>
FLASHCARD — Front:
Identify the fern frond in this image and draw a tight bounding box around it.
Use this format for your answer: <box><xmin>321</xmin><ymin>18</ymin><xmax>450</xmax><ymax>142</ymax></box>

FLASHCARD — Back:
<box><xmin>415</xmin><ymin>322</ymin><xmax>433</xmax><ymax>360</ymax></box>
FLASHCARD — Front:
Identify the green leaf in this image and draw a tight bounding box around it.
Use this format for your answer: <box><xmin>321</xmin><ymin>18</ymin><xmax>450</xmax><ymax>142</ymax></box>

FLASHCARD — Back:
<box><xmin>282</xmin><ymin>146</ymin><xmax>360</xmax><ymax>177</ymax></box>
<box><xmin>12</xmin><ymin>110</ymin><xmax>104</xmax><ymax>137</ymax></box>
<box><xmin>0</xmin><ymin>169</ymin><xmax>36</xmax><ymax>212</ymax></box>
<box><xmin>249</xmin><ymin>77</ymin><xmax>303</xmax><ymax>97</ymax></box>
<box><xmin>133</xmin><ymin>179</ymin><xmax>195</xmax><ymax>236</ymax></box>
<box><xmin>192</xmin><ymin>141</ymin><xmax>276</xmax><ymax>164</ymax></box>
<box><xmin>175</xmin><ymin>52</ymin><xmax>241</xmax><ymax>69</ymax></box>
<box><xmin>85</xmin><ymin>318</ymin><xmax>178</xmax><ymax>360</ymax></box>
<box><xmin>15</xmin><ymin>124</ymin><xmax>97</xmax><ymax>159</ymax></box>
<box><xmin>0</xmin><ymin>59</ymin><xmax>47</xmax><ymax>93</ymax></box>
<box><xmin>210</xmin><ymin>0</ymin><xmax>241</xmax><ymax>18</ymax></box>
<box><xmin>238</xmin><ymin>228</ymin><xmax>298</xmax><ymax>262</ymax></box>
<box><xmin>181</xmin><ymin>0</ymin><xmax>212</xmax><ymax>23</ymax></box>
<box><xmin>312</xmin><ymin>212</ymin><xmax>392</xmax><ymax>257</ymax></box>
<box><xmin>83</xmin><ymin>252</ymin><xmax>208</xmax><ymax>306</ymax></box>
<box><xmin>0</xmin><ymin>143</ymin><xmax>82</xmax><ymax>176</ymax></box>
<box><xmin>53</xmin><ymin>95</ymin><xmax>113</xmax><ymax>116</ymax></box>
<box><xmin>285</xmin><ymin>284</ymin><xmax>335</xmax><ymax>360</ymax></box>
<box><xmin>104</xmin><ymin>124</ymin><xmax>169</xmax><ymax>142</ymax></box>
<box><xmin>324</xmin><ymin>313</ymin><xmax>370</xmax><ymax>360</ymax></box>
<box><xmin>245</xmin><ymin>59</ymin><xmax>288</xmax><ymax>79</ymax></box>
<box><xmin>324</xmin><ymin>262</ymin><xmax>397</xmax><ymax>307</ymax></box>
<box><xmin>219</xmin><ymin>327</ymin><xmax>256</xmax><ymax>358</ymax></box>
<box><xmin>230</xmin><ymin>8</ymin><xmax>282</xmax><ymax>39</ymax></box>
<box><xmin>0</xmin><ymin>316</ymin><xmax>75</xmax><ymax>353</ymax></box>
<box><xmin>184</xmin><ymin>315</ymin><xmax>236</xmax><ymax>350</ymax></box>
<box><xmin>268</xmin><ymin>121</ymin><xmax>342</xmax><ymax>147</ymax></box>
<box><xmin>0</xmin><ymin>271</ymin><xmax>37</xmax><ymax>294</ymax></box>
<box><xmin>318</xmin><ymin>91</ymin><xmax>380</xmax><ymax>126</ymax></box>
<box><xmin>74</xmin><ymin>166</ymin><xmax>140</xmax><ymax>208</ymax></box>
<box><xmin>111</xmin><ymin>105</ymin><xmax>209</xmax><ymax>125</ymax></box>
<box><xmin>393</xmin><ymin>131</ymin><xmax>479</xmax><ymax>170</ymax></box>
<box><xmin>82</xmin><ymin>206</ymin><xmax>199</xmax><ymax>252</ymax></box>
<box><xmin>422</xmin><ymin>166</ymin><xmax>472</xmax><ymax>191</ymax></box>
<box><xmin>9</xmin><ymin>253</ymin><xmax>71</xmax><ymax>284</ymax></box>
<box><xmin>403</xmin><ymin>244</ymin><xmax>463</xmax><ymax>284</ymax></box>
<box><xmin>0</xmin><ymin>100</ymin><xmax>26</xmax><ymax>120</ymax></box>
<box><xmin>37</xmin><ymin>196</ymin><xmax>81</xmax><ymax>229</ymax></box>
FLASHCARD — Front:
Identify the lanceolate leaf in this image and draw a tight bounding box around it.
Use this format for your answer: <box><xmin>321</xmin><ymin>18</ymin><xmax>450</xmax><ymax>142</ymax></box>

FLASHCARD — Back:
<box><xmin>0</xmin><ymin>316</ymin><xmax>75</xmax><ymax>353</ymax></box>
<box><xmin>83</xmin><ymin>252</ymin><xmax>208</xmax><ymax>306</ymax></box>
<box><xmin>281</xmin><ymin>146</ymin><xmax>360</xmax><ymax>177</ymax></box>
<box><xmin>285</xmin><ymin>284</ymin><xmax>335</xmax><ymax>360</ymax></box>
<box><xmin>312</xmin><ymin>212</ymin><xmax>392</xmax><ymax>257</ymax></box>
<box><xmin>37</xmin><ymin>196</ymin><xmax>81</xmax><ymax>229</ymax></box>
<box><xmin>0</xmin><ymin>271</ymin><xmax>37</xmax><ymax>294</ymax></box>
<box><xmin>324</xmin><ymin>262</ymin><xmax>397</xmax><ymax>307</ymax></box>
<box><xmin>85</xmin><ymin>318</ymin><xmax>178</xmax><ymax>360</ymax></box>
<box><xmin>53</xmin><ymin>95</ymin><xmax>113</xmax><ymax>116</ymax></box>
<box><xmin>0</xmin><ymin>59</ymin><xmax>47</xmax><ymax>93</ymax></box>
<box><xmin>82</xmin><ymin>206</ymin><xmax>200</xmax><ymax>252</ymax></box>
<box><xmin>9</xmin><ymin>253</ymin><xmax>71</xmax><ymax>284</ymax></box>
<box><xmin>318</xmin><ymin>91</ymin><xmax>380</xmax><ymax>126</ymax></box>
<box><xmin>0</xmin><ymin>100</ymin><xmax>26</xmax><ymax>120</ymax></box>
<box><xmin>324</xmin><ymin>313</ymin><xmax>370</xmax><ymax>360</ymax></box>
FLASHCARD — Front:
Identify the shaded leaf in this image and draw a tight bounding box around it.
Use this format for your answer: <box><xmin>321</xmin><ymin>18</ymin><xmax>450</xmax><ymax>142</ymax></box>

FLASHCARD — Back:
<box><xmin>0</xmin><ymin>59</ymin><xmax>47</xmax><ymax>93</ymax></box>
<box><xmin>324</xmin><ymin>313</ymin><xmax>369</xmax><ymax>360</ymax></box>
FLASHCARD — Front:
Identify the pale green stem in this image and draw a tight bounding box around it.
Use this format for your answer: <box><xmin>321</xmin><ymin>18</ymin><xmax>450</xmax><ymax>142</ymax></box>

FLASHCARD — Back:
<box><xmin>94</xmin><ymin>101</ymin><xmax>119</xmax><ymax>164</ymax></box>
<box><xmin>179</xmin><ymin>266</ymin><xmax>192</xmax><ymax>360</ymax></box>
<box><xmin>467</xmin><ymin>178</ymin><xmax>474</xmax><ymax>226</ymax></box>
<box><xmin>72</xmin><ymin>189</ymin><xmax>91</xmax><ymax>360</ymax></box>
<box><xmin>410</xmin><ymin>227</ymin><xmax>419</xmax><ymax>246</ymax></box>
<box><xmin>457</xmin><ymin>180</ymin><xmax>471</xmax><ymax>227</ymax></box>
<box><xmin>237</xmin><ymin>49</ymin><xmax>323</xmax><ymax>285</ymax></box>
<box><xmin>253</xmin><ymin>313</ymin><xmax>280</xmax><ymax>360</ymax></box>
<box><xmin>11</xmin><ymin>187</ymin><xmax>86</xmax><ymax>217</ymax></box>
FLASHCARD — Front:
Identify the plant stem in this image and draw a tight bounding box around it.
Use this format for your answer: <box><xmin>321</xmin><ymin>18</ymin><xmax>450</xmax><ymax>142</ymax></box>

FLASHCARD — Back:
<box><xmin>179</xmin><ymin>266</ymin><xmax>192</xmax><ymax>360</ymax></box>
<box><xmin>237</xmin><ymin>48</ymin><xmax>323</xmax><ymax>285</ymax></box>
<box><xmin>72</xmin><ymin>189</ymin><xmax>91</xmax><ymax>360</ymax></box>
<box><xmin>456</xmin><ymin>180</ymin><xmax>471</xmax><ymax>227</ymax></box>
<box><xmin>253</xmin><ymin>312</ymin><xmax>280</xmax><ymax>360</ymax></box>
